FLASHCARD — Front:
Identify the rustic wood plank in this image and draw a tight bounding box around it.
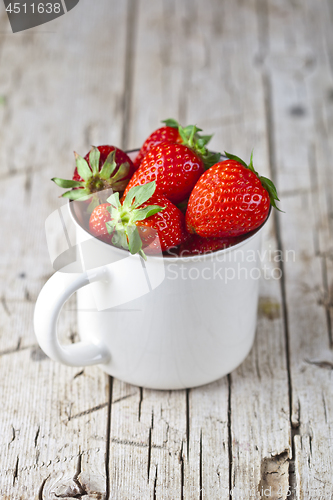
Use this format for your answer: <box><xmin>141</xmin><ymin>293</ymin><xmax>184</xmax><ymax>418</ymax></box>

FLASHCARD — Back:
<box><xmin>265</xmin><ymin>0</ymin><xmax>333</xmax><ymax>497</ymax></box>
<box><xmin>0</xmin><ymin>1</ymin><xmax>129</xmax><ymax>498</ymax></box>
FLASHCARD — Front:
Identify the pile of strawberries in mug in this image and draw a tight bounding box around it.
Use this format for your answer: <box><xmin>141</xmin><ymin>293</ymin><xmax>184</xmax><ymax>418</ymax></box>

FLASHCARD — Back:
<box><xmin>53</xmin><ymin>119</ymin><xmax>280</xmax><ymax>258</ymax></box>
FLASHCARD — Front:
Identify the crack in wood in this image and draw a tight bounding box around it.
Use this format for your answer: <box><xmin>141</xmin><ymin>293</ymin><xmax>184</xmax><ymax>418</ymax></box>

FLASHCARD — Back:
<box><xmin>186</xmin><ymin>388</ymin><xmax>190</xmax><ymax>460</ymax></box>
<box><xmin>320</xmin><ymin>254</ymin><xmax>333</xmax><ymax>347</ymax></box>
<box><xmin>73</xmin><ymin>369</ymin><xmax>84</xmax><ymax>379</ymax></box>
<box><xmin>153</xmin><ymin>464</ymin><xmax>157</xmax><ymax>500</ymax></box>
<box><xmin>147</xmin><ymin>409</ymin><xmax>154</xmax><ymax>482</ymax></box>
<box><xmin>305</xmin><ymin>358</ymin><xmax>333</xmax><ymax>369</ymax></box>
<box><xmin>69</xmin><ymin>402</ymin><xmax>108</xmax><ymax>421</ymax></box>
<box><xmin>1</xmin><ymin>295</ymin><xmax>11</xmax><ymax>316</ymax></box>
<box><xmin>138</xmin><ymin>386</ymin><xmax>143</xmax><ymax>421</ymax></box>
<box><xmin>23</xmin><ymin>286</ymin><xmax>33</xmax><ymax>302</ymax></box>
<box><xmin>13</xmin><ymin>456</ymin><xmax>19</xmax><ymax>486</ymax></box>
<box><xmin>113</xmin><ymin>392</ymin><xmax>137</xmax><ymax>405</ymax></box>
<box><xmin>34</xmin><ymin>426</ymin><xmax>40</xmax><ymax>448</ymax></box>
<box><xmin>227</xmin><ymin>374</ymin><xmax>233</xmax><ymax>499</ymax></box>
<box><xmin>0</xmin><ymin>343</ymin><xmax>36</xmax><ymax>358</ymax></box>
<box><xmin>322</xmin><ymin>392</ymin><xmax>328</xmax><ymax>423</ymax></box>
<box><xmin>72</xmin><ymin>452</ymin><xmax>88</xmax><ymax>497</ymax></box>
<box><xmin>105</xmin><ymin>376</ymin><xmax>113</xmax><ymax>500</ymax></box>
<box><xmin>199</xmin><ymin>430</ymin><xmax>203</xmax><ymax>500</ymax></box>
<box><xmin>179</xmin><ymin>441</ymin><xmax>184</xmax><ymax>500</ymax></box>
<box><xmin>38</xmin><ymin>475</ymin><xmax>50</xmax><ymax>500</ymax></box>
<box><xmin>110</xmin><ymin>436</ymin><xmax>165</xmax><ymax>450</ymax></box>
<box><xmin>8</xmin><ymin>425</ymin><xmax>16</xmax><ymax>446</ymax></box>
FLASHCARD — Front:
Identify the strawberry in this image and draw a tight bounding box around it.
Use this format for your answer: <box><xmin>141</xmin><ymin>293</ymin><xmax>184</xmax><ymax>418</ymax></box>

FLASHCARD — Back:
<box><xmin>177</xmin><ymin>234</ymin><xmax>240</xmax><ymax>256</ymax></box>
<box><xmin>134</xmin><ymin>119</ymin><xmax>221</xmax><ymax>170</ymax></box>
<box><xmin>186</xmin><ymin>152</ymin><xmax>280</xmax><ymax>238</ymax></box>
<box><xmin>88</xmin><ymin>203</ymin><xmax>113</xmax><ymax>244</ymax></box>
<box><xmin>52</xmin><ymin>145</ymin><xmax>135</xmax><ymax>203</ymax></box>
<box><xmin>89</xmin><ymin>181</ymin><xmax>188</xmax><ymax>256</ymax></box>
<box><xmin>134</xmin><ymin>119</ymin><xmax>181</xmax><ymax>168</ymax></box>
<box><xmin>123</xmin><ymin>142</ymin><xmax>205</xmax><ymax>205</ymax></box>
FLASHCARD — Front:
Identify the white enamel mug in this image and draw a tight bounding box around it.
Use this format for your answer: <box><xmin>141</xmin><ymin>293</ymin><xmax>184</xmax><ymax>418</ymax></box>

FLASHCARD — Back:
<box><xmin>34</xmin><ymin>152</ymin><xmax>269</xmax><ymax>390</ymax></box>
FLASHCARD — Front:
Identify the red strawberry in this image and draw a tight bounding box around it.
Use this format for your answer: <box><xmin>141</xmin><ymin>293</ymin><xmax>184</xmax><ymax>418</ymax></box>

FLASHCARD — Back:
<box><xmin>123</xmin><ymin>142</ymin><xmax>205</xmax><ymax>205</ymax></box>
<box><xmin>52</xmin><ymin>145</ymin><xmax>135</xmax><ymax>202</ymax></box>
<box><xmin>134</xmin><ymin>119</ymin><xmax>221</xmax><ymax>170</ymax></box>
<box><xmin>72</xmin><ymin>145</ymin><xmax>134</xmax><ymax>184</ymax></box>
<box><xmin>89</xmin><ymin>181</ymin><xmax>188</xmax><ymax>256</ymax></box>
<box><xmin>186</xmin><ymin>152</ymin><xmax>280</xmax><ymax>238</ymax></box>
<box><xmin>178</xmin><ymin>234</ymin><xmax>240</xmax><ymax>256</ymax></box>
<box><xmin>134</xmin><ymin>122</ymin><xmax>180</xmax><ymax>169</ymax></box>
<box><xmin>89</xmin><ymin>203</ymin><xmax>113</xmax><ymax>244</ymax></box>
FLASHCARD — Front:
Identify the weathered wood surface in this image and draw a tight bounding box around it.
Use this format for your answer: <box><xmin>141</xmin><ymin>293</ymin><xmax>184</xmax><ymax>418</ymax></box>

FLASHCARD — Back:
<box><xmin>0</xmin><ymin>0</ymin><xmax>332</xmax><ymax>499</ymax></box>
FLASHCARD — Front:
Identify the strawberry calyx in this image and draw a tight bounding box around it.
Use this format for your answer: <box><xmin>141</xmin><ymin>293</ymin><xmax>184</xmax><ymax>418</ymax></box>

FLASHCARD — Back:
<box><xmin>162</xmin><ymin>118</ymin><xmax>221</xmax><ymax>170</ymax></box>
<box><xmin>105</xmin><ymin>181</ymin><xmax>164</xmax><ymax>259</ymax></box>
<box><xmin>52</xmin><ymin>147</ymin><xmax>131</xmax><ymax>201</ymax></box>
<box><xmin>224</xmin><ymin>151</ymin><xmax>282</xmax><ymax>211</ymax></box>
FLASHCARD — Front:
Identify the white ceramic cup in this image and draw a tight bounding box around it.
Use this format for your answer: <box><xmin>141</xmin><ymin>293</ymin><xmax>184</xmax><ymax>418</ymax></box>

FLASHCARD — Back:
<box><xmin>34</xmin><ymin>151</ymin><xmax>269</xmax><ymax>390</ymax></box>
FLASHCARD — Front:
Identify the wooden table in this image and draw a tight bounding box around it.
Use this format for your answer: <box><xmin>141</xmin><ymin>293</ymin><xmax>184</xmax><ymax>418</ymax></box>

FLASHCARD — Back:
<box><xmin>0</xmin><ymin>1</ymin><xmax>332</xmax><ymax>498</ymax></box>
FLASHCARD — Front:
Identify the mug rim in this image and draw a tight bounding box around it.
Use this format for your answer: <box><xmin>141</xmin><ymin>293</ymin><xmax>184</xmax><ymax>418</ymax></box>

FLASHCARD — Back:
<box><xmin>69</xmin><ymin>148</ymin><xmax>272</xmax><ymax>263</ymax></box>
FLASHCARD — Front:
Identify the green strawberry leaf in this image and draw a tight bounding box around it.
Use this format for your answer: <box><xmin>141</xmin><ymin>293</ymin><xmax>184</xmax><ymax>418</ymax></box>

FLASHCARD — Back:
<box><xmin>197</xmin><ymin>134</ymin><xmax>213</xmax><ymax>148</ymax></box>
<box><xmin>75</xmin><ymin>152</ymin><xmax>93</xmax><ymax>181</ymax></box>
<box><xmin>105</xmin><ymin>220</ymin><xmax>116</xmax><ymax>236</ymax></box>
<box><xmin>161</xmin><ymin>118</ymin><xmax>179</xmax><ymax>129</ymax></box>
<box><xmin>248</xmin><ymin>150</ymin><xmax>254</xmax><ymax>172</ymax></box>
<box><xmin>62</xmin><ymin>188</ymin><xmax>90</xmax><ymax>200</ymax></box>
<box><xmin>202</xmin><ymin>151</ymin><xmax>221</xmax><ymax>169</ymax></box>
<box><xmin>89</xmin><ymin>146</ymin><xmax>101</xmax><ymax>176</ymax></box>
<box><xmin>130</xmin><ymin>205</ymin><xmax>164</xmax><ymax>222</ymax></box>
<box><xmin>178</xmin><ymin>125</ymin><xmax>188</xmax><ymax>144</ymax></box>
<box><xmin>187</xmin><ymin>125</ymin><xmax>197</xmax><ymax>148</ymax></box>
<box><xmin>112</xmin><ymin>162</ymin><xmax>130</xmax><ymax>182</ymax></box>
<box><xmin>260</xmin><ymin>176</ymin><xmax>279</xmax><ymax>200</ymax></box>
<box><xmin>132</xmin><ymin>181</ymin><xmax>157</xmax><ymax>207</ymax></box>
<box><xmin>51</xmin><ymin>178</ymin><xmax>84</xmax><ymax>188</ymax></box>
<box><xmin>122</xmin><ymin>184</ymin><xmax>142</xmax><ymax>209</ymax></box>
<box><xmin>111</xmin><ymin>226</ymin><xmax>129</xmax><ymax>250</ymax></box>
<box><xmin>183</xmin><ymin>124</ymin><xmax>203</xmax><ymax>134</ymax></box>
<box><xmin>224</xmin><ymin>151</ymin><xmax>248</xmax><ymax>168</ymax></box>
<box><xmin>126</xmin><ymin>225</ymin><xmax>143</xmax><ymax>255</ymax></box>
<box><xmin>107</xmin><ymin>191</ymin><xmax>121</xmax><ymax>209</ymax></box>
<box><xmin>260</xmin><ymin>176</ymin><xmax>284</xmax><ymax>212</ymax></box>
<box><xmin>87</xmin><ymin>194</ymin><xmax>102</xmax><ymax>214</ymax></box>
<box><xmin>123</xmin><ymin>181</ymin><xmax>157</xmax><ymax>209</ymax></box>
<box><xmin>99</xmin><ymin>150</ymin><xmax>117</xmax><ymax>180</ymax></box>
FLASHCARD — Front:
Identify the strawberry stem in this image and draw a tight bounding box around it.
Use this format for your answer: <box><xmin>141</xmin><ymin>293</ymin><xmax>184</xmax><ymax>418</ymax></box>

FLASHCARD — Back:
<box><xmin>106</xmin><ymin>181</ymin><xmax>164</xmax><ymax>257</ymax></box>
<box><xmin>161</xmin><ymin>118</ymin><xmax>221</xmax><ymax>170</ymax></box>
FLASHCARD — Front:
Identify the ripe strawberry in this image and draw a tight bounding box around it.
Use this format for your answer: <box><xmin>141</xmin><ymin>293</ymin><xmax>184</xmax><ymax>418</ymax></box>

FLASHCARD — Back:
<box><xmin>186</xmin><ymin>152</ymin><xmax>280</xmax><ymax>238</ymax></box>
<box><xmin>52</xmin><ymin>145</ymin><xmax>135</xmax><ymax>202</ymax></box>
<box><xmin>123</xmin><ymin>142</ymin><xmax>205</xmax><ymax>205</ymax></box>
<box><xmin>89</xmin><ymin>181</ymin><xmax>188</xmax><ymax>256</ymax></box>
<box><xmin>134</xmin><ymin>119</ymin><xmax>181</xmax><ymax>168</ymax></box>
<box><xmin>177</xmin><ymin>234</ymin><xmax>240</xmax><ymax>256</ymax></box>
<box><xmin>89</xmin><ymin>203</ymin><xmax>113</xmax><ymax>244</ymax></box>
<box><xmin>134</xmin><ymin>119</ymin><xmax>221</xmax><ymax>170</ymax></box>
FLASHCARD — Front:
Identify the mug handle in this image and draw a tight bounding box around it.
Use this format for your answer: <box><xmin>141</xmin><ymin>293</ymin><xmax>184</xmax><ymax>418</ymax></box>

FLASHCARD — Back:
<box><xmin>34</xmin><ymin>267</ymin><xmax>111</xmax><ymax>366</ymax></box>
